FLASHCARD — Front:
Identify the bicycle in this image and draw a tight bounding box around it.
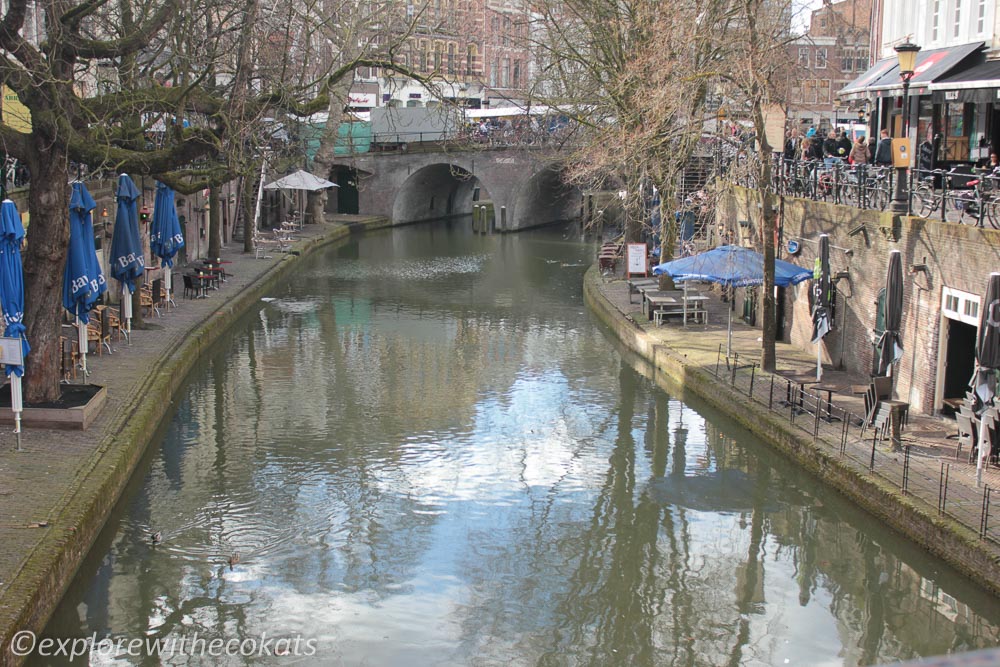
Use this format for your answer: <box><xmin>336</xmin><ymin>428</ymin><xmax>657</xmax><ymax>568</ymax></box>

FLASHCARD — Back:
<box><xmin>912</xmin><ymin>169</ymin><xmax>952</xmax><ymax>218</ymax></box>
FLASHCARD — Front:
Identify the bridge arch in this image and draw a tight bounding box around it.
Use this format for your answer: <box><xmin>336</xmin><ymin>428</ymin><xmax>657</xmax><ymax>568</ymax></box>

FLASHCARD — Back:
<box><xmin>392</xmin><ymin>163</ymin><xmax>490</xmax><ymax>225</ymax></box>
<box><xmin>509</xmin><ymin>165</ymin><xmax>581</xmax><ymax>230</ymax></box>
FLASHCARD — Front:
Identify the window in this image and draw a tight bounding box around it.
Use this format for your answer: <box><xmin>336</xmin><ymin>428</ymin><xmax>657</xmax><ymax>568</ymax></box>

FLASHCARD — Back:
<box><xmin>490</xmin><ymin>59</ymin><xmax>498</xmax><ymax>86</ymax></box>
<box><xmin>978</xmin><ymin>0</ymin><xmax>987</xmax><ymax>33</ymax></box>
<box><xmin>434</xmin><ymin>42</ymin><xmax>443</xmax><ymax>70</ymax></box>
<box><xmin>419</xmin><ymin>40</ymin><xmax>428</xmax><ymax>70</ymax></box>
<box><xmin>466</xmin><ymin>45</ymin><xmax>478</xmax><ymax>74</ymax></box>
<box><xmin>855</xmin><ymin>49</ymin><xmax>868</xmax><ymax>71</ymax></box>
<box><xmin>447</xmin><ymin>43</ymin><xmax>456</xmax><ymax>75</ymax></box>
<box><xmin>815</xmin><ymin>48</ymin><xmax>827</xmax><ymax>69</ymax></box>
<box><xmin>798</xmin><ymin>47</ymin><xmax>810</xmax><ymax>68</ymax></box>
<box><xmin>802</xmin><ymin>80</ymin><xmax>817</xmax><ymax>104</ymax></box>
<box><xmin>817</xmin><ymin>79</ymin><xmax>831</xmax><ymax>104</ymax></box>
<box><xmin>953</xmin><ymin>0</ymin><xmax>962</xmax><ymax>38</ymax></box>
<box><xmin>842</xmin><ymin>48</ymin><xmax>854</xmax><ymax>72</ymax></box>
<box><xmin>501</xmin><ymin>57</ymin><xmax>509</xmax><ymax>87</ymax></box>
<box><xmin>932</xmin><ymin>0</ymin><xmax>941</xmax><ymax>41</ymax></box>
<box><xmin>512</xmin><ymin>61</ymin><xmax>520</xmax><ymax>88</ymax></box>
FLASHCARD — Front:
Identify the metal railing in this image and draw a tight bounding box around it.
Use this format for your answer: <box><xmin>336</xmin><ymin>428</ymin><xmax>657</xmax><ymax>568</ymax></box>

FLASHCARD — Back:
<box><xmin>726</xmin><ymin>154</ymin><xmax>1000</xmax><ymax>229</ymax></box>
<box><xmin>711</xmin><ymin>345</ymin><xmax>998</xmax><ymax>545</ymax></box>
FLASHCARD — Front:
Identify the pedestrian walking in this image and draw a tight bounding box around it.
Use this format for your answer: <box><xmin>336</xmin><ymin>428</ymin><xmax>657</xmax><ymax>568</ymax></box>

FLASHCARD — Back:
<box><xmin>850</xmin><ymin>136</ymin><xmax>869</xmax><ymax>165</ymax></box>
<box><xmin>823</xmin><ymin>130</ymin><xmax>842</xmax><ymax>166</ymax></box>
<box><xmin>874</xmin><ymin>129</ymin><xmax>894</xmax><ymax>167</ymax></box>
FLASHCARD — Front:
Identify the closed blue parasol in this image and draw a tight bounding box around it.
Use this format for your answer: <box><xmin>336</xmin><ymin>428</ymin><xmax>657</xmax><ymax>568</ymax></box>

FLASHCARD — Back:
<box><xmin>108</xmin><ymin>174</ymin><xmax>144</xmax><ymax>334</ymax></box>
<box><xmin>653</xmin><ymin>245</ymin><xmax>812</xmax><ymax>354</ymax></box>
<box><xmin>149</xmin><ymin>181</ymin><xmax>184</xmax><ymax>301</ymax></box>
<box><xmin>63</xmin><ymin>182</ymin><xmax>107</xmax><ymax>322</ymax></box>
<box><xmin>63</xmin><ymin>182</ymin><xmax>108</xmax><ymax>378</ymax></box>
<box><xmin>0</xmin><ymin>200</ymin><xmax>29</xmax><ymax>448</ymax></box>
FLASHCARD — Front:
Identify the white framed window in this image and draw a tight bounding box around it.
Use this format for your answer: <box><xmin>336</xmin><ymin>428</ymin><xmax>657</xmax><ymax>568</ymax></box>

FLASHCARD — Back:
<box><xmin>815</xmin><ymin>48</ymin><xmax>827</xmax><ymax>69</ymax></box>
<box><xmin>798</xmin><ymin>47</ymin><xmax>810</xmax><ymax>68</ymax></box>
<box><xmin>942</xmin><ymin>287</ymin><xmax>980</xmax><ymax>326</ymax></box>
<box><xmin>818</xmin><ymin>79</ymin><xmax>831</xmax><ymax>104</ymax></box>
<box><xmin>977</xmin><ymin>0</ymin><xmax>988</xmax><ymax>33</ymax></box>
<box><xmin>953</xmin><ymin>0</ymin><xmax>962</xmax><ymax>38</ymax></box>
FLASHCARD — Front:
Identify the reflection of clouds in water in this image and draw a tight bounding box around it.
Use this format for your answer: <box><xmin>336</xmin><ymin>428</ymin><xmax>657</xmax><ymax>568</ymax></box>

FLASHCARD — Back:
<box><xmin>266</xmin><ymin>298</ymin><xmax>321</xmax><ymax>315</ymax></box>
<box><xmin>325</xmin><ymin>255</ymin><xmax>490</xmax><ymax>282</ymax></box>
<box><xmin>258</xmin><ymin>577</ymin><xmax>472</xmax><ymax>666</ymax></box>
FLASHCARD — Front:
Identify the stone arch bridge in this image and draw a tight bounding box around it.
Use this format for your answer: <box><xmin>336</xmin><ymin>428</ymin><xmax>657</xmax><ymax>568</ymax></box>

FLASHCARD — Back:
<box><xmin>326</xmin><ymin>147</ymin><xmax>581</xmax><ymax>231</ymax></box>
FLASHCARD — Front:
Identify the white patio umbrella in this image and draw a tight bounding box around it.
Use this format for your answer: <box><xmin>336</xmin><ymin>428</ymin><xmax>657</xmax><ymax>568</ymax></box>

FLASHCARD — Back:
<box><xmin>262</xmin><ymin>170</ymin><xmax>338</xmax><ymax>227</ymax></box>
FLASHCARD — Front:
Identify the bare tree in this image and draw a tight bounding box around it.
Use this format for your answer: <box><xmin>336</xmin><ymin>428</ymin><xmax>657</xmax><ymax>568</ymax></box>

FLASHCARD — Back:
<box><xmin>0</xmin><ymin>0</ymin><xmax>429</xmax><ymax>402</ymax></box>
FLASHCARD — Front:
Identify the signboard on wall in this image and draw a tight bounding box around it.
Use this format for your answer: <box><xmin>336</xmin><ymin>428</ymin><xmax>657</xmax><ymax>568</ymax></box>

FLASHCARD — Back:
<box><xmin>1</xmin><ymin>86</ymin><xmax>31</xmax><ymax>132</ymax></box>
<box><xmin>626</xmin><ymin>243</ymin><xmax>648</xmax><ymax>277</ymax></box>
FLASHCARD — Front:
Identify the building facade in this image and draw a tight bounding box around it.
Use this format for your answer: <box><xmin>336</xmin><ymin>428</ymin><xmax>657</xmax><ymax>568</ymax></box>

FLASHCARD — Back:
<box><xmin>352</xmin><ymin>0</ymin><xmax>531</xmax><ymax>113</ymax></box>
<box><xmin>843</xmin><ymin>0</ymin><xmax>1000</xmax><ymax>166</ymax></box>
<box><xmin>787</xmin><ymin>0</ymin><xmax>872</xmax><ymax>135</ymax></box>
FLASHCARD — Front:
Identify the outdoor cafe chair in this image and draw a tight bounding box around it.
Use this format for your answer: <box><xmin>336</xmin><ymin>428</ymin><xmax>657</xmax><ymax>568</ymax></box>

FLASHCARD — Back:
<box><xmin>60</xmin><ymin>336</ymin><xmax>79</xmax><ymax>382</ymax></box>
<box><xmin>147</xmin><ymin>278</ymin><xmax>163</xmax><ymax>317</ymax></box>
<box><xmin>182</xmin><ymin>274</ymin><xmax>198</xmax><ymax>299</ymax></box>
<box><xmin>955</xmin><ymin>411</ymin><xmax>976</xmax><ymax>462</ymax></box>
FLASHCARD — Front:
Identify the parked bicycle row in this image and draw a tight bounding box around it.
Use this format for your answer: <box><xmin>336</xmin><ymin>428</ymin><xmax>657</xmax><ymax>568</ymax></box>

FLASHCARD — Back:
<box><xmin>726</xmin><ymin>156</ymin><xmax>1000</xmax><ymax>229</ymax></box>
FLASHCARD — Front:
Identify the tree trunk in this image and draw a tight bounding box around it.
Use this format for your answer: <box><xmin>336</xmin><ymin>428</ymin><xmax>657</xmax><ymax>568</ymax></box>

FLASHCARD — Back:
<box><xmin>208</xmin><ymin>187</ymin><xmax>223</xmax><ymax>259</ymax></box>
<box><xmin>23</xmin><ymin>140</ymin><xmax>70</xmax><ymax>403</ymax></box>
<box><xmin>242</xmin><ymin>169</ymin><xmax>257</xmax><ymax>253</ymax></box>
<box><xmin>306</xmin><ymin>189</ymin><xmax>326</xmax><ymax>225</ymax></box>
<box><xmin>760</xmin><ymin>190</ymin><xmax>777</xmax><ymax>371</ymax></box>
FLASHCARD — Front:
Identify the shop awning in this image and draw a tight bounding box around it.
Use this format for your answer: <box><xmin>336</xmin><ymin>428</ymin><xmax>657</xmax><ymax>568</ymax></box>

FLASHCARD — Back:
<box><xmin>838</xmin><ymin>42</ymin><xmax>985</xmax><ymax>100</ymax></box>
<box><xmin>838</xmin><ymin>57</ymin><xmax>898</xmax><ymax>100</ymax></box>
<box><xmin>929</xmin><ymin>59</ymin><xmax>1000</xmax><ymax>103</ymax></box>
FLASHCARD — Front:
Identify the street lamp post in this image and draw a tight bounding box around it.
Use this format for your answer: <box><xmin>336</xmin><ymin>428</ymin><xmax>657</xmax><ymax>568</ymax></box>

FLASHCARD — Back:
<box><xmin>892</xmin><ymin>41</ymin><xmax>921</xmax><ymax>215</ymax></box>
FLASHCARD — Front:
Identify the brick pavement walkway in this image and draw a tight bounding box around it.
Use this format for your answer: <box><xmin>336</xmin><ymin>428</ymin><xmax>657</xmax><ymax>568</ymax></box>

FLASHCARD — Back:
<box><xmin>0</xmin><ymin>217</ymin><xmax>384</xmax><ymax>664</ymax></box>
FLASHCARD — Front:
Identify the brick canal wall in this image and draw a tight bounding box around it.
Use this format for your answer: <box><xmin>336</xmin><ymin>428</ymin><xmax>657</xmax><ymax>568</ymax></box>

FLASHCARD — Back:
<box><xmin>717</xmin><ymin>187</ymin><xmax>1000</xmax><ymax>416</ymax></box>
<box><xmin>0</xmin><ymin>217</ymin><xmax>392</xmax><ymax>667</ymax></box>
<box><xmin>582</xmin><ymin>268</ymin><xmax>1000</xmax><ymax>597</ymax></box>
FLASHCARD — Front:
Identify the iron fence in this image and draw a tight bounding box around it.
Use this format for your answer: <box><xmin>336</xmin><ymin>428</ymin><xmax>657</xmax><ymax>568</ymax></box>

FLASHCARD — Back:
<box><xmin>711</xmin><ymin>345</ymin><xmax>998</xmax><ymax>545</ymax></box>
<box><xmin>726</xmin><ymin>154</ymin><xmax>1000</xmax><ymax>230</ymax></box>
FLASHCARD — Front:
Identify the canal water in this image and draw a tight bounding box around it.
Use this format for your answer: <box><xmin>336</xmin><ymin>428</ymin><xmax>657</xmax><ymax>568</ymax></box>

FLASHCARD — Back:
<box><xmin>40</xmin><ymin>222</ymin><xmax>999</xmax><ymax>666</ymax></box>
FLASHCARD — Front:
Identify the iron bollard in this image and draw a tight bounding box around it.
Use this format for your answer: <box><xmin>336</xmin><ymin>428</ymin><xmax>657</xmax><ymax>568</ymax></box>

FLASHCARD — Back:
<box><xmin>902</xmin><ymin>445</ymin><xmax>911</xmax><ymax>495</ymax></box>
<box><xmin>938</xmin><ymin>462</ymin><xmax>950</xmax><ymax>514</ymax></box>
<box><xmin>981</xmin><ymin>486</ymin><xmax>992</xmax><ymax>540</ymax></box>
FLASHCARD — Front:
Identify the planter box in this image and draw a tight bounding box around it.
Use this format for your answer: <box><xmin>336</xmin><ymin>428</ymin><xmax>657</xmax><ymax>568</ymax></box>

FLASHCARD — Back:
<box><xmin>0</xmin><ymin>384</ymin><xmax>107</xmax><ymax>430</ymax></box>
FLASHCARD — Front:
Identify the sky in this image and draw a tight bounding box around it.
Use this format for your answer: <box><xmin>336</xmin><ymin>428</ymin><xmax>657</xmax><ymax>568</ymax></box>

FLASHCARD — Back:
<box><xmin>793</xmin><ymin>0</ymin><xmax>826</xmax><ymax>33</ymax></box>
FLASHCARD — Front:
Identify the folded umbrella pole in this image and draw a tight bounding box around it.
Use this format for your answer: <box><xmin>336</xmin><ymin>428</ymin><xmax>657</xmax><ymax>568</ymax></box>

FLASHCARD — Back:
<box><xmin>150</xmin><ymin>181</ymin><xmax>184</xmax><ymax>306</ymax></box>
<box><xmin>108</xmin><ymin>175</ymin><xmax>144</xmax><ymax>341</ymax></box>
<box><xmin>64</xmin><ymin>182</ymin><xmax>108</xmax><ymax>379</ymax></box>
<box><xmin>0</xmin><ymin>200</ymin><xmax>29</xmax><ymax>450</ymax></box>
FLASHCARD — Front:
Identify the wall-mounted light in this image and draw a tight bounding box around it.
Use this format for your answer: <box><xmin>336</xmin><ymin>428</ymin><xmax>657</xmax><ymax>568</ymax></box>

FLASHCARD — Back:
<box><xmin>847</xmin><ymin>223</ymin><xmax>870</xmax><ymax>247</ymax></box>
<box><xmin>910</xmin><ymin>263</ymin><xmax>928</xmax><ymax>274</ymax></box>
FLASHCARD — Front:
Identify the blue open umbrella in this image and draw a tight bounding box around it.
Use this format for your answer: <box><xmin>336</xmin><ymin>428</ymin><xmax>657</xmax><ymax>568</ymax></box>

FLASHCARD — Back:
<box><xmin>149</xmin><ymin>181</ymin><xmax>184</xmax><ymax>303</ymax></box>
<box><xmin>63</xmin><ymin>182</ymin><xmax>108</xmax><ymax>378</ymax></box>
<box><xmin>0</xmin><ymin>200</ymin><xmax>29</xmax><ymax>448</ymax></box>
<box><xmin>652</xmin><ymin>245</ymin><xmax>813</xmax><ymax>287</ymax></box>
<box><xmin>108</xmin><ymin>174</ymin><xmax>144</xmax><ymax>335</ymax></box>
<box><xmin>653</xmin><ymin>245</ymin><xmax>812</xmax><ymax>355</ymax></box>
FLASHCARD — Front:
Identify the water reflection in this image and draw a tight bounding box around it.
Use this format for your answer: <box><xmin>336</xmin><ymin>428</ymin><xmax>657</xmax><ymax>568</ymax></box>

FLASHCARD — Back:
<box><xmin>38</xmin><ymin>223</ymin><xmax>1000</xmax><ymax>666</ymax></box>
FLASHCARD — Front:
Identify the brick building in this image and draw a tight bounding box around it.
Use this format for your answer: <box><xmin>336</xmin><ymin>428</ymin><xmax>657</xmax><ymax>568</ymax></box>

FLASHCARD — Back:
<box><xmin>360</xmin><ymin>0</ymin><xmax>531</xmax><ymax>111</ymax></box>
<box><xmin>786</xmin><ymin>0</ymin><xmax>872</xmax><ymax>134</ymax></box>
